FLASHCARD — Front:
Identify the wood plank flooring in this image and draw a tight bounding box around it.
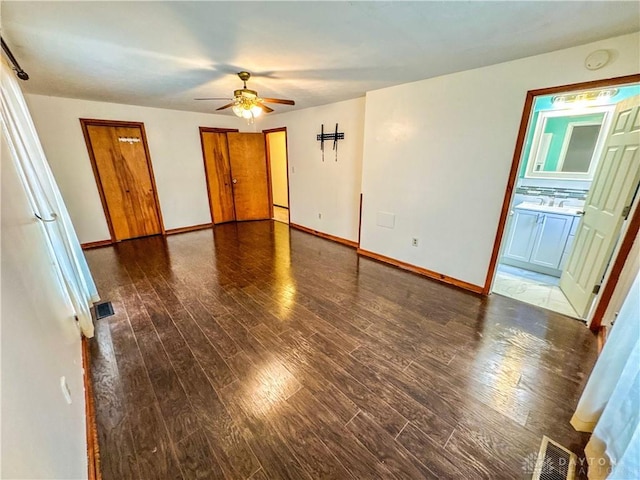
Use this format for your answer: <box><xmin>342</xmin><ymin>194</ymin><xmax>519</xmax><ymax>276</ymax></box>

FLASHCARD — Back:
<box><xmin>86</xmin><ymin>221</ymin><xmax>597</xmax><ymax>480</ymax></box>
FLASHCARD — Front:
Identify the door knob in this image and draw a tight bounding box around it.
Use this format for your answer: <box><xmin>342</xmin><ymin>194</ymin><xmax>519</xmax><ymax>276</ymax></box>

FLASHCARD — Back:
<box><xmin>232</xmin><ymin>178</ymin><xmax>238</xmax><ymax>184</ymax></box>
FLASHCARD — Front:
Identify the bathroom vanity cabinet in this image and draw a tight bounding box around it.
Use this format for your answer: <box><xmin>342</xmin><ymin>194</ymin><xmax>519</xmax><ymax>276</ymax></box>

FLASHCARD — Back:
<box><xmin>501</xmin><ymin>204</ymin><xmax>581</xmax><ymax>277</ymax></box>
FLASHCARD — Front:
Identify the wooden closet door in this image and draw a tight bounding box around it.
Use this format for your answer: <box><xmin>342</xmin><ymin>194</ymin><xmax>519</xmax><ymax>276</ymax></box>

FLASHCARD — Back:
<box><xmin>200</xmin><ymin>131</ymin><xmax>236</xmax><ymax>224</ymax></box>
<box><xmin>84</xmin><ymin>123</ymin><xmax>162</xmax><ymax>240</ymax></box>
<box><xmin>227</xmin><ymin>132</ymin><xmax>271</xmax><ymax>221</ymax></box>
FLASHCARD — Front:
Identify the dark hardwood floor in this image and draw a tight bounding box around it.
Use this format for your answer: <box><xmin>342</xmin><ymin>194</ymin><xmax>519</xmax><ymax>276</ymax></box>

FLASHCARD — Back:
<box><xmin>86</xmin><ymin>221</ymin><xmax>597</xmax><ymax>480</ymax></box>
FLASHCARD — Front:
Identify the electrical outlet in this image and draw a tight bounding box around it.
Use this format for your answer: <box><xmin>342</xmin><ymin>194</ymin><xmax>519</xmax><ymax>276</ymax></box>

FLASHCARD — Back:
<box><xmin>291</xmin><ymin>166</ymin><xmax>295</xmax><ymax>174</ymax></box>
<box><xmin>411</xmin><ymin>237</ymin><xmax>419</xmax><ymax>247</ymax></box>
<box><xmin>318</xmin><ymin>213</ymin><xmax>322</xmax><ymax>219</ymax></box>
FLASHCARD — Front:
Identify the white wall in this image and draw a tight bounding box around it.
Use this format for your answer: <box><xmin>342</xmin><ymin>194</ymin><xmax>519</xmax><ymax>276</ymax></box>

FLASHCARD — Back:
<box><xmin>26</xmin><ymin>94</ymin><xmax>248</xmax><ymax>243</ymax></box>
<box><xmin>360</xmin><ymin>32</ymin><xmax>640</xmax><ymax>288</ymax></box>
<box><xmin>260</xmin><ymin>98</ymin><xmax>365</xmax><ymax>242</ymax></box>
<box><xmin>1</xmin><ymin>134</ymin><xmax>87</xmax><ymax>479</ymax></box>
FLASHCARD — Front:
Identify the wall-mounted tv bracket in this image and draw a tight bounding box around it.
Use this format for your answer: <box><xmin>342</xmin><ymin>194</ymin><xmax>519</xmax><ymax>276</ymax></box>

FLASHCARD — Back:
<box><xmin>317</xmin><ymin>123</ymin><xmax>344</xmax><ymax>161</ymax></box>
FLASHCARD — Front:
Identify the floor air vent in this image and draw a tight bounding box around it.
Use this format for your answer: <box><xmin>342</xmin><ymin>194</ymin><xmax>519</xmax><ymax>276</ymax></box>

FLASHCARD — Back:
<box><xmin>530</xmin><ymin>436</ymin><xmax>576</xmax><ymax>480</ymax></box>
<box><xmin>95</xmin><ymin>301</ymin><xmax>115</xmax><ymax>320</ymax></box>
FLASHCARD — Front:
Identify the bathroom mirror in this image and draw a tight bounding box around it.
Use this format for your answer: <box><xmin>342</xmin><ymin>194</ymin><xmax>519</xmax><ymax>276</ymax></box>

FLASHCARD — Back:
<box><xmin>524</xmin><ymin>106</ymin><xmax>614</xmax><ymax>180</ymax></box>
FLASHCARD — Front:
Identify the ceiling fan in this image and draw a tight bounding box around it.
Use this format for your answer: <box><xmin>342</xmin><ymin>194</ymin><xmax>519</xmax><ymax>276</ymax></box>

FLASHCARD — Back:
<box><xmin>195</xmin><ymin>71</ymin><xmax>295</xmax><ymax>120</ymax></box>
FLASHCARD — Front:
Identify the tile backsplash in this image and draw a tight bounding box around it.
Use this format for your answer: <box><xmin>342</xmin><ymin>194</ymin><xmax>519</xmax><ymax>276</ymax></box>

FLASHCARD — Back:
<box><xmin>515</xmin><ymin>185</ymin><xmax>588</xmax><ymax>200</ymax></box>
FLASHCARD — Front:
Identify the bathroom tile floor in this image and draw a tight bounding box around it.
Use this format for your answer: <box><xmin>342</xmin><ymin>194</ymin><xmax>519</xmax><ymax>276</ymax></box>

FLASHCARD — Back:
<box><xmin>493</xmin><ymin>264</ymin><xmax>581</xmax><ymax>319</ymax></box>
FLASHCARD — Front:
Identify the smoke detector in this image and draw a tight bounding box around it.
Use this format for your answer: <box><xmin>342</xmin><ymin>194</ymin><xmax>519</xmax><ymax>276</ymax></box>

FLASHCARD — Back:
<box><xmin>585</xmin><ymin>50</ymin><xmax>610</xmax><ymax>71</ymax></box>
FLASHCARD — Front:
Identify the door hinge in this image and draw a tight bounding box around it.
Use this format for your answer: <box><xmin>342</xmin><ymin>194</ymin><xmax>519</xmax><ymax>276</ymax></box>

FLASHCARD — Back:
<box><xmin>593</xmin><ymin>284</ymin><xmax>601</xmax><ymax>295</ymax></box>
<box><xmin>622</xmin><ymin>205</ymin><xmax>631</xmax><ymax>219</ymax></box>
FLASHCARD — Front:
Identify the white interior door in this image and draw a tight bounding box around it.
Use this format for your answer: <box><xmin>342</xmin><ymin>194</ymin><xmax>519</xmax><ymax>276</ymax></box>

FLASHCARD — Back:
<box><xmin>560</xmin><ymin>95</ymin><xmax>640</xmax><ymax>317</ymax></box>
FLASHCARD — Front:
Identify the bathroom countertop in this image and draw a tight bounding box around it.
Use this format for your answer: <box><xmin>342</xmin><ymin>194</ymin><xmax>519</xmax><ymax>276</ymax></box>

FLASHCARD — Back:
<box><xmin>514</xmin><ymin>202</ymin><xmax>583</xmax><ymax>216</ymax></box>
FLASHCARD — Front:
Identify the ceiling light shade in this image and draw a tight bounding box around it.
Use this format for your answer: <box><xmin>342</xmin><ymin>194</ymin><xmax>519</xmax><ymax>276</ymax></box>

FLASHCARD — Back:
<box><xmin>251</xmin><ymin>104</ymin><xmax>262</xmax><ymax>117</ymax></box>
<box><xmin>232</xmin><ymin>95</ymin><xmax>261</xmax><ymax>122</ymax></box>
<box><xmin>232</xmin><ymin>103</ymin><xmax>244</xmax><ymax>117</ymax></box>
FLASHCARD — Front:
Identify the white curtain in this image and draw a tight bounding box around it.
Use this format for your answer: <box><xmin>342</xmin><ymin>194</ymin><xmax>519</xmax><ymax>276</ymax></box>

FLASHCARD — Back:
<box><xmin>1</xmin><ymin>61</ymin><xmax>99</xmax><ymax>337</ymax></box>
<box><xmin>571</xmin><ymin>272</ymin><xmax>640</xmax><ymax>479</ymax></box>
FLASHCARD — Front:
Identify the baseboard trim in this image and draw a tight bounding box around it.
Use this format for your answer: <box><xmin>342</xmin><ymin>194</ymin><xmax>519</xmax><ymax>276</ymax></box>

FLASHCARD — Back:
<box><xmin>82</xmin><ymin>336</ymin><xmax>101</xmax><ymax>480</ymax></box>
<box><xmin>165</xmin><ymin>223</ymin><xmax>213</xmax><ymax>235</ymax></box>
<box><xmin>81</xmin><ymin>240</ymin><xmax>113</xmax><ymax>250</ymax></box>
<box><xmin>290</xmin><ymin>223</ymin><xmax>359</xmax><ymax>248</ymax></box>
<box><xmin>357</xmin><ymin>248</ymin><xmax>484</xmax><ymax>295</ymax></box>
<box><xmin>81</xmin><ymin>223</ymin><xmax>214</xmax><ymax>248</ymax></box>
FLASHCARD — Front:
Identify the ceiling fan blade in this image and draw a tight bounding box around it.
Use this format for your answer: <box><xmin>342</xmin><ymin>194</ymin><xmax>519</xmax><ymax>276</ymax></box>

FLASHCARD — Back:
<box><xmin>262</xmin><ymin>97</ymin><xmax>295</xmax><ymax>105</ymax></box>
<box><xmin>216</xmin><ymin>102</ymin><xmax>235</xmax><ymax>111</ymax></box>
<box><xmin>259</xmin><ymin>104</ymin><xmax>274</xmax><ymax>113</ymax></box>
<box><xmin>194</xmin><ymin>97</ymin><xmax>232</xmax><ymax>101</ymax></box>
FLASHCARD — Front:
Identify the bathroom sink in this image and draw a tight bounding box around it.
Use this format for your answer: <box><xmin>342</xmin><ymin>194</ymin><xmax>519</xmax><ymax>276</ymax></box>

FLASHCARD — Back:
<box><xmin>514</xmin><ymin>202</ymin><xmax>583</xmax><ymax>216</ymax></box>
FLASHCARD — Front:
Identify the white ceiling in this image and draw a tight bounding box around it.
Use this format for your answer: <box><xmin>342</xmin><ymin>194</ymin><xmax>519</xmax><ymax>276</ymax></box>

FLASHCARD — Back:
<box><xmin>2</xmin><ymin>1</ymin><xmax>639</xmax><ymax>114</ymax></box>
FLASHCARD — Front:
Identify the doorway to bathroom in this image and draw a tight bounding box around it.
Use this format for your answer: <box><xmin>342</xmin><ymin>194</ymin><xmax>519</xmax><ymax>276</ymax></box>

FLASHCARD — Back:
<box><xmin>489</xmin><ymin>79</ymin><xmax>640</xmax><ymax>321</ymax></box>
<box><xmin>264</xmin><ymin>127</ymin><xmax>290</xmax><ymax>224</ymax></box>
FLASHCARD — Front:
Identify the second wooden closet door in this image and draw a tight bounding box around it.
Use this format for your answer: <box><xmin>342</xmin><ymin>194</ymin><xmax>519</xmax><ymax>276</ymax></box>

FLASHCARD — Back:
<box><xmin>201</xmin><ymin>130</ymin><xmax>271</xmax><ymax>224</ymax></box>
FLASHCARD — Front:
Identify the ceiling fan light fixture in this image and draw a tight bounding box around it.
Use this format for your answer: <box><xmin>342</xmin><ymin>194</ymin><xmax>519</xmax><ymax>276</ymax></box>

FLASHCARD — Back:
<box><xmin>232</xmin><ymin>96</ymin><xmax>262</xmax><ymax>122</ymax></box>
<box><xmin>197</xmin><ymin>71</ymin><xmax>294</xmax><ymax>120</ymax></box>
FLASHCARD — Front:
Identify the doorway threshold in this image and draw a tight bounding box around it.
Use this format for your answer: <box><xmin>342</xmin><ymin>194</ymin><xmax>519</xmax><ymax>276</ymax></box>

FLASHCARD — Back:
<box><xmin>273</xmin><ymin>205</ymin><xmax>289</xmax><ymax>224</ymax></box>
<box><xmin>493</xmin><ymin>265</ymin><xmax>580</xmax><ymax>319</ymax></box>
